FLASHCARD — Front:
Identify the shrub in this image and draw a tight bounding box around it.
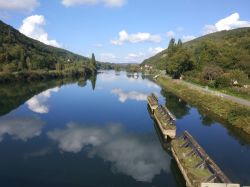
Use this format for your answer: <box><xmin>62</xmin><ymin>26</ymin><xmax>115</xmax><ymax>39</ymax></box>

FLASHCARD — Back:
<box><xmin>202</xmin><ymin>65</ymin><xmax>223</xmax><ymax>81</ymax></box>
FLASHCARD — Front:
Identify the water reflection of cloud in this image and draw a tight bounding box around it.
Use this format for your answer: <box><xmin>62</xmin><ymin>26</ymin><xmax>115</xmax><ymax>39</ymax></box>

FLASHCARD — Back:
<box><xmin>146</xmin><ymin>81</ymin><xmax>160</xmax><ymax>89</ymax></box>
<box><xmin>98</xmin><ymin>73</ymin><xmax>117</xmax><ymax>82</ymax></box>
<box><xmin>26</xmin><ymin>87</ymin><xmax>59</xmax><ymax>114</ymax></box>
<box><xmin>48</xmin><ymin>123</ymin><xmax>170</xmax><ymax>182</ymax></box>
<box><xmin>23</xmin><ymin>147</ymin><xmax>52</xmax><ymax>159</ymax></box>
<box><xmin>111</xmin><ymin>89</ymin><xmax>147</xmax><ymax>103</ymax></box>
<box><xmin>127</xmin><ymin>76</ymin><xmax>160</xmax><ymax>90</ymax></box>
<box><xmin>0</xmin><ymin>117</ymin><xmax>44</xmax><ymax>142</ymax></box>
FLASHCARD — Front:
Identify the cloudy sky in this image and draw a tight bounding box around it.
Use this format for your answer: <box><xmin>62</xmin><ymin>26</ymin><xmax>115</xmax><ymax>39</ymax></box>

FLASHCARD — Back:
<box><xmin>1</xmin><ymin>0</ymin><xmax>250</xmax><ymax>63</ymax></box>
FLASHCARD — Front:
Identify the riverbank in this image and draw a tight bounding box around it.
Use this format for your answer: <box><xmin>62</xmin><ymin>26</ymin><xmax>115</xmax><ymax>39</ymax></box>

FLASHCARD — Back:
<box><xmin>184</xmin><ymin>77</ymin><xmax>250</xmax><ymax>102</ymax></box>
<box><xmin>156</xmin><ymin>76</ymin><xmax>250</xmax><ymax>135</ymax></box>
<box><xmin>0</xmin><ymin>68</ymin><xmax>95</xmax><ymax>83</ymax></box>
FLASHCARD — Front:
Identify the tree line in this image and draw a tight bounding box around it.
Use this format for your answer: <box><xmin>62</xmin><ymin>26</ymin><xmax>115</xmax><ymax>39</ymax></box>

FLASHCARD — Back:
<box><xmin>142</xmin><ymin>28</ymin><xmax>250</xmax><ymax>88</ymax></box>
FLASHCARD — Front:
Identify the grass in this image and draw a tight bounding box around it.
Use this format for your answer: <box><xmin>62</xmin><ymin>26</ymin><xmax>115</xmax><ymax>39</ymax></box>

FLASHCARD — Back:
<box><xmin>148</xmin><ymin>95</ymin><xmax>158</xmax><ymax>106</ymax></box>
<box><xmin>172</xmin><ymin>139</ymin><xmax>212</xmax><ymax>185</ymax></box>
<box><xmin>218</xmin><ymin>87</ymin><xmax>250</xmax><ymax>102</ymax></box>
<box><xmin>157</xmin><ymin>76</ymin><xmax>250</xmax><ymax>135</ymax></box>
<box><xmin>184</xmin><ymin>78</ymin><xmax>250</xmax><ymax>102</ymax></box>
<box><xmin>155</xmin><ymin>108</ymin><xmax>176</xmax><ymax>130</ymax></box>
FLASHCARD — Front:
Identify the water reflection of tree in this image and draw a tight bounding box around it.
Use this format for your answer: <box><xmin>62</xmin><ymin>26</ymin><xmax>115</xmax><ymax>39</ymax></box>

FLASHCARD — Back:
<box><xmin>0</xmin><ymin>77</ymin><xmax>92</xmax><ymax>117</ymax></box>
<box><xmin>161</xmin><ymin>89</ymin><xmax>190</xmax><ymax>119</ymax></box>
<box><xmin>126</xmin><ymin>72</ymin><xmax>139</xmax><ymax>79</ymax></box>
<box><xmin>78</xmin><ymin>78</ymin><xmax>87</xmax><ymax>87</ymax></box>
<box><xmin>199</xmin><ymin>112</ymin><xmax>215</xmax><ymax>127</ymax></box>
<box><xmin>90</xmin><ymin>74</ymin><xmax>97</xmax><ymax>90</ymax></box>
<box><xmin>0</xmin><ymin>81</ymin><xmax>62</xmax><ymax>117</ymax></box>
<box><xmin>198</xmin><ymin>106</ymin><xmax>250</xmax><ymax>146</ymax></box>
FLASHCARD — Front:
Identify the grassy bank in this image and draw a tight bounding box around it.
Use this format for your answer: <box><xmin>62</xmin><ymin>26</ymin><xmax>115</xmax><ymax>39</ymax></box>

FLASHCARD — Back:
<box><xmin>157</xmin><ymin>76</ymin><xmax>250</xmax><ymax>134</ymax></box>
<box><xmin>184</xmin><ymin>76</ymin><xmax>250</xmax><ymax>101</ymax></box>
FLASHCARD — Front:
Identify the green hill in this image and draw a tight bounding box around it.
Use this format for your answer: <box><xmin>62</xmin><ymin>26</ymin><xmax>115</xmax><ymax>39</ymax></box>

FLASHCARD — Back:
<box><xmin>142</xmin><ymin>28</ymin><xmax>250</xmax><ymax>87</ymax></box>
<box><xmin>0</xmin><ymin>20</ymin><xmax>96</xmax><ymax>81</ymax></box>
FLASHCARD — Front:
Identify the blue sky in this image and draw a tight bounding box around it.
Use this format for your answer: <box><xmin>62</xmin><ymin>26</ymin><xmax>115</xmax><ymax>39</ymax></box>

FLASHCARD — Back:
<box><xmin>1</xmin><ymin>0</ymin><xmax>250</xmax><ymax>63</ymax></box>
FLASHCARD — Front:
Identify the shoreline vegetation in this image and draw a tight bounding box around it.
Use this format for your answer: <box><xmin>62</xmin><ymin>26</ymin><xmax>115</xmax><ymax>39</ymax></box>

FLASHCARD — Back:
<box><xmin>0</xmin><ymin>75</ymin><xmax>96</xmax><ymax>117</ymax></box>
<box><xmin>0</xmin><ymin>68</ymin><xmax>94</xmax><ymax>83</ymax></box>
<box><xmin>0</xmin><ymin>20</ymin><xmax>97</xmax><ymax>83</ymax></box>
<box><xmin>156</xmin><ymin>76</ymin><xmax>250</xmax><ymax>135</ymax></box>
<box><xmin>141</xmin><ymin>28</ymin><xmax>250</xmax><ymax>101</ymax></box>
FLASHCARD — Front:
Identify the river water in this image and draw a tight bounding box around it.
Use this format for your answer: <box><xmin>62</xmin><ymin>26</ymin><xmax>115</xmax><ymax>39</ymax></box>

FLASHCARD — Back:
<box><xmin>0</xmin><ymin>71</ymin><xmax>249</xmax><ymax>187</ymax></box>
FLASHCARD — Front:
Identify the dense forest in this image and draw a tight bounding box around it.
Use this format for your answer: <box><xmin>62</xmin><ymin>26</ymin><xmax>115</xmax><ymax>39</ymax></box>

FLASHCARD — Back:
<box><xmin>142</xmin><ymin>28</ymin><xmax>250</xmax><ymax>88</ymax></box>
<box><xmin>0</xmin><ymin>20</ymin><xmax>97</xmax><ymax>82</ymax></box>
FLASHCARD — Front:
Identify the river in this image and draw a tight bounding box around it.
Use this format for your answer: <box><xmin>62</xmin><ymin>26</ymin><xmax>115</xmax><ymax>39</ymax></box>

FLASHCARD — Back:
<box><xmin>0</xmin><ymin>71</ymin><xmax>249</xmax><ymax>187</ymax></box>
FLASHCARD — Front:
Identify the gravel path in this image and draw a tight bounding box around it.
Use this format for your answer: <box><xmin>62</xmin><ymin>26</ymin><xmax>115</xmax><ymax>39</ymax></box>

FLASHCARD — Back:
<box><xmin>182</xmin><ymin>81</ymin><xmax>250</xmax><ymax>107</ymax></box>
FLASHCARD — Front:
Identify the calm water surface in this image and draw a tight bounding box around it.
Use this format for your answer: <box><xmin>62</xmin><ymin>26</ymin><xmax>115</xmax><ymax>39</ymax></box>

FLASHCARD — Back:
<box><xmin>0</xmin><ymin>71</ymin><xmax>249</xmax><ymax>187</ymax></box>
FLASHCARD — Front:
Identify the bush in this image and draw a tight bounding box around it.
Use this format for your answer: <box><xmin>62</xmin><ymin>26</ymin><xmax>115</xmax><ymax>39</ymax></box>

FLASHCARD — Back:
<box><xmin>202</xmin><ymin>65</ymin><xmax>223</xmax><ymax>81</ymax></box>
<box><xmin>215</xmin><ymin>73</ymin><xmax>231</xmax><ymax>88</ymax></box>
<box><xmin>2</xmin><ymin>63</ymin><xmax>17</xmax><ymax>73</ymax></box>
<box><xmin>215</xmin><ymin>70</ymin><xmax>249</xmax><ymax>88</ymax></box>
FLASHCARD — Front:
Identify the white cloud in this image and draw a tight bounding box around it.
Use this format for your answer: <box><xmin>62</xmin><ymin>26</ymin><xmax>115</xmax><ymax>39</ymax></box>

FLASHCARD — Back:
<box><xmin>0</xmin><ymin>0</ymin><xmax>39</xmax><ymax>11</ymax></box>
<box><xmin>166</xmin><ymin>31</ymin><xmax>175</xmax><ymax>38</ymax></box>
<box><xmin>62</xmin><ymin>0</ymin><xmax>126</xmax><ymax>7</ymax></box>
<box><xmin>182</xmin><ymin>35</ymin><xmax>196</xmax><ymax>42</ymax></box>
<box><xmin>104</xmin><ymin>0</ymin><xmax>125</xmax><ymax>7</ymax></box>
<box><xmin>111</xmin><ymin>30</ymin><xmax>162</xmax><ymax>45</ymax></box>
<box><xmin>0</xmin><ymin>117</ymin><xmax>44</xmax><ymax>142</ymax></box>
<box><xmin>48</xmin><ymin>123</ymin><xmax>170</xmax><ymax>182</ymax></box>
<box><xmin>124</xmin><ymin>52</ymin><xmax>145</xmax><ymax>63</ymax></box>
<box><xmin>123</xmin><ymin>47</ymin><xmax>164</xmax><ymax>63</ymax></box>
<box><xmin>99</xmin><ymin>53</ymin><xmax>117</xmax><ymax>63</ymax></box>
<box><xmin>111</xmin><ymin>88</ymin><xmax>147</xmax><ymax>103</ymax></box>
<box><xmin>26</xmin><ymin>87</ymin><xmax>59</xmax><ymax>114</ymax></box>
<box><xmin>203</xmin><ymin>13</ymin><xmax>250</xmax><ymax>35</ymax></box>
<box><xmin>19</xmin><ymin>15</ymin><xmax>61</xmax><ymax>47</ymax></box>
<box><xmin>98</xmin><ymin>72</ymin><xmax>118</xmax><ymax>82</ymax></box>
<box><xmin>148</xmin><ymin>47</ymin><xmax>164</xmax><ymax>55</ymax></box>
<box><xmin>23</xmin><ymin>147</ymin><xmax>52</xmax><ymax>159</ymax></box>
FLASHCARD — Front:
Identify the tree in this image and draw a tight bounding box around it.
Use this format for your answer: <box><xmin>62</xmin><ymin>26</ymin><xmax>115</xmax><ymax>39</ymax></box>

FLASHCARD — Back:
<box><xmin>167</xmin><ymin>48</ymin><xmax>194</xmax><ymax>79</ymax></box>
<box><xmin>18</xmin><ymin>49</ymin><xmax>26</xmax><ymax>71</ymax></box>
<box><xmin>3</xmin><ymin>63</ymin><xmax>16</xmax><ymax>73</ymax></box>
<box><xmin>26</xmin><ymin>57</ymin><xmax>32</xmax><ymax>71</ymax></box>
<box><xmin>18</xmin><ymin>60</ymin><xmax>23</xmax><ymax>71</ymax></box>
<box><xmin>177</xmin><ymin>39</ymin><xmax>182</xmax><ymax>48</ymax></box>
<box><xmin>202</xmin><ymin>65</ymin><xmax>223</xmax><ymax>81</ymax></box>
<box><xmin>215</xmin><ymin>70</ymin><xmax>249</xmax><ymax>88</ymax></box>
<box><xmin>167</xmin><ymin>38</ymin><xmax>176</xmax><ymax>56</ymax></box>
<box><xmin>91</xmin><ymin>53</ymin><xmax>97</xmax><ymax>69</ymax></box>
<box><xmin>228</xmin><ymin>69</ymin><xmax>248</xmax><ymax>86</ymax></box>
<box><xmin>90</xmin><ymin>74</ymin><xmax>97</xmax><ymax>90</ymax></box>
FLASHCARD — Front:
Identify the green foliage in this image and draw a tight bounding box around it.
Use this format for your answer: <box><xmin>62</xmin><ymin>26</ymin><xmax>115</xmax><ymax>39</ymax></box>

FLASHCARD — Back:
<box><xmin>215</xmin><ymin>70</ymin><xmax>249</xmax><ymax>88</ymax></box>
<box><xmin>215</xmin><ymin>73</ymin><xmax>231</xmax><ymax>88</ymax></box>
<box><xmin>202</xmin><ymin>65</ymin><xmax>223</xmax><ymax>81</ymax></box>
<box><xmin>166</xmin><ymin>47</ymin><xmax>195</xmax><ymax>78</ymax></box>
<box><xmin>168</xmin><ymin>38</ymin><xmax>176</xmax><ymax>57</ymax></box>
<box><xmin>177</xmin><ymin>39</ymin><xmax>183</xmax><ymax>48</ymax></box>
<box><xmin>0</xmin><ymin>20</ymin><xmax>95</xmax><ymax>78</ymax></box>
<box><xmin>97</xmin><ymin>62</ymin><xmax>139</xmax><ymax>72</ymax></box>
<box><xmin>142</xmin><ymin>27</ymin><xmax>250</xmax><ymax>81</ymax></box>
<box><xmin>91</xmin><ymin>53</ymin><xmax>96</xmax><ymax>68</ymax></box>
<box><xmin>157</xmin><ymin>76</ymin><xmax>250</xmax><ymax>134</ymax></box>
<box><xmin>2</xmin><ymin>63</ymin><xmax>16</xmax><ymax>73</ymax></box>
